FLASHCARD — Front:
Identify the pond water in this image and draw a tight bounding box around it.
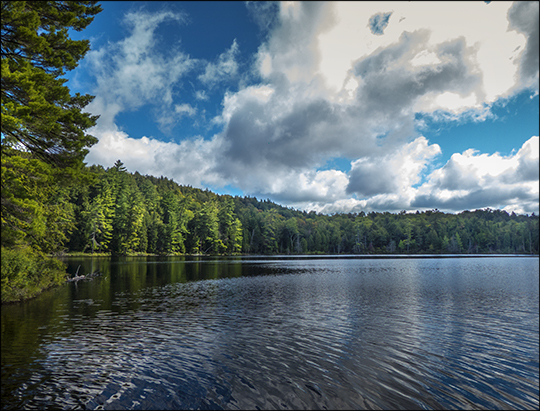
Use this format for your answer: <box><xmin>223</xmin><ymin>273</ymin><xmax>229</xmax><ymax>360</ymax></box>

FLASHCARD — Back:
<box><xmin>1</xmin><ymin>255</ymin><xmax>539</xmax><ymax>410</ymax></box>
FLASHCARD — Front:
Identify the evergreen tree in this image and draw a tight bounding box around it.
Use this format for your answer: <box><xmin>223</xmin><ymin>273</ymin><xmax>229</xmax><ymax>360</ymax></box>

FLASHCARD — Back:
<box><xmin>91</xmin><ymin>178</ymin><xmax>114</xmax><ymax>252</ymax></box>
<box><xmin>192</xmin><ymin>200</ymin><xmax>224</xmax><ymax>254</ymax></box>
<box><xmin>218</xmin><ymin>197</ymin><xmax>238</xmax><ymax>254</ymax></box>
<box><xmin>158</xmin><ymin>190</ymin><xmax>186</xmax><ymax>254</ymax></box>
<box><xmin>1</xmin><ymin>1</ymin><xmax>102</xmax><ymax>302</ymax></box>
<box><xmin>1</xmin><ymin>0</ymin><xmax>101</xmax><ymax>165</ymax></box>
<box><xmin>230</xmin><ymin>218</ymin><xmax>243</xmax><ymax>254</ymax></box>
<box><xmin>54</xmin><ymin>168</ymin><xmax>540</xmax><ymax>258</ymax></box>
<box><xmin>1</xmin><ymin>154</ymin><xmax>75</xmax><ymax>253</ymax></box>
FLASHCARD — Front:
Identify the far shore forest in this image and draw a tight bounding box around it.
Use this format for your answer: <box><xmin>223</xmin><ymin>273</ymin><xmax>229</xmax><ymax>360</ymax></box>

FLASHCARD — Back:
<box><xmin>1</xmin><ymin>2</ymin><xmax>539</xmax><ymax>303</ymax></box>
<box><xmin>52</xmin><ymin>160</ymin><xmax>540</xmax><ymax>258</ymax></box>
<box><xmin>7</xmin><ymin>156</ymin><xmax>540</xmax><ymax>260</ymax></box>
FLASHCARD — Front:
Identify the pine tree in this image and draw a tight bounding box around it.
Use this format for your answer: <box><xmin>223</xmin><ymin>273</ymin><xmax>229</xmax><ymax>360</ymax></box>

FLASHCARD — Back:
<box><xmin>195</xmin><ymin>200</ymin><xmax>224</xmax><ymax>254</ymax></box>
<box><xmin>1</xmin><ymin>1</ymin><xmax>101</xmax><ymax>165</ymax></box>
<box><xmin>1</xmin><ymin>1</ymin><xmax>102</xmax><ymax>301</ymax></box>
<box><xmin>158</xmin><ymin>190</ymin><xmax>186</xmax><ymax>254</ymax></box>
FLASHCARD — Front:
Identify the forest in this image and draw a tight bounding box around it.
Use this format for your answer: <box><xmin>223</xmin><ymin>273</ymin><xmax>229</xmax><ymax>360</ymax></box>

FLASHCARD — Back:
<box><xmin>59</xmin><ymin>160</ymin><xmax>540</xmax><ymax>257</ymax></box>
<box><xmin>5</xmin><ymin>155</ymin><xmax>539</xmax><ymax>261</ymax></box>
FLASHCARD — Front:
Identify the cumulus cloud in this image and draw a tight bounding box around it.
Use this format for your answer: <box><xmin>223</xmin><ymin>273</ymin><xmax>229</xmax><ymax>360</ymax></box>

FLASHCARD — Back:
<box><xmin>512</xmin><ymin>137</ymin><xmax>540</xmax><ymax>182</ymax></box>
<box><xmin>347</xmin><ymin>137</ymin><xmax>441</xmax><ymax>198</ymax></box>
<box><xmin>209</xmin><ymin>1</ymin><xmax>538</xmax><ymax>214</ymax></box>
<box><xmin>318</xmin><ymin>1</ymin><xmax>534</xmax><ymax>100</ymax></box>
<box><xmin>251</xmin><ymin>169</ymin><xmax>350</xmax><ymax>205</ymax></box>
<box><xmin>85</xmin><ymin>125</ymin><xmax>226</xmax><ymax>188</ymax></box>
<box><xmin>294</xmin><ymin>136</ymin><xmax>538</xmax><ymax>215</ymax></box>
<box><xmin>209</xmin><ymin>3</ymin><xmax>484</xmax><ymax>195</ymax></box>
<box><xmin>352</xmin><ymin>30</ymin><xmax>484</xmax><ymax>118</ymax></box>
<box><xmin>507</xmin><ymin>1</ymin><xmax>539</xmax><ymax>88</ymax></box>
<box><xmin>412</xmin><ymin>137</ymin><xmax>539</xmax><ymax>213</ymax></box>
<box><xmin>82</xmin><ymin>2</ymin><xmax>539</xmax><ymax>216</ymax></box>
<box><xmin>255</xmin><ymin>2</ymin><xmax>336</xmax><ymax>85</ymax></box>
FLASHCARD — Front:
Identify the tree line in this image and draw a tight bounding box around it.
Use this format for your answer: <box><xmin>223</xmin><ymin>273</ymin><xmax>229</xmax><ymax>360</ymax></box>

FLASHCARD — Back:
<box><xmin>61</xmin><ymin>160</ymin><xmax>539</xmax><ymax>257</ymax></box>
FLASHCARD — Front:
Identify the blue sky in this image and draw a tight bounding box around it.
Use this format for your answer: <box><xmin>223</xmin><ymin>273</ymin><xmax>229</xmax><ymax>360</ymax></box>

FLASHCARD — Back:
<box><xmin>66</xmin><ymin>1</ymin><xmax>539</xmax><ymax>215</ymax></box>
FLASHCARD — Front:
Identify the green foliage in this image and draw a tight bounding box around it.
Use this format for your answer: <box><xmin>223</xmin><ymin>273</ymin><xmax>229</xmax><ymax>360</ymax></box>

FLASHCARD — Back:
<box><xmin>1</xmin><ymin>1</ymin><xmax>101</xmax><ymax>302</ymax></box>
<box><xmin>1</xmin><ymin>154</ymin><xmax>75</xmax><ymax>253</ymax></box>
<box><xmin>1</xmin><ymin>246</ymin><xmax>66</xmax><ymax>303</ymax></box>
<box><xmin>55</xmin><ymin>165</ymin><xmax>540</xmax><ymax>257</ymax></box>
<box><xmin>194</xmin><ymin>200</ymin><xmax>224</xmax><ymax>254</ymax></box>
<box><xmin>1</xmin><ymin>0</ymin><xmax>101</xmax><ymax>165</ymax></box>
<box><xmin>157</xmin><ymin>190</ymin><xmax>188</xmax><ymax>255</ymax></box>
<box><xmin>3</xmin><ymin>155</ymin><xmax>536</xmax><ymax>292</ymax></box>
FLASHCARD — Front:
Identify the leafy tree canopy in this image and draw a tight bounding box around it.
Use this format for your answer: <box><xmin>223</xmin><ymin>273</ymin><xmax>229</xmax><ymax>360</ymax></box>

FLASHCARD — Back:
<box><xmin>1</xmin><ymin>0</ymin><xmax>102</xmax><ymax>166</ymax></box>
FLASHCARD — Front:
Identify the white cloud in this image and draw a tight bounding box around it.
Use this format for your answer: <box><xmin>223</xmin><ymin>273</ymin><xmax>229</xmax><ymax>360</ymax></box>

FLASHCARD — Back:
<box><xmin>208</xmin><ymin>1</ymin><xmax>538</xmax><ymax>214</ymax></box>
<box><xmin>294</xmin><ymin>136</ymin><xmax>441</xmax><ymax>213</ymax></box>
<box><xmin>84</xmin><ymin>9</ymin><xmax>198</xmax><ymax>131</ymax></box>
<box><xmin>194</xmin><ymin>90</ymin><xmax>209</xmax><ymax>101</ymax></box>
<box><xmin>511</xmin><ymin>136</ymin><xmax>540</xmax><ymax>182</ymax></box>
<box><xmin>85</xmin><ymin>125</ymin><xmax>226</xmax><ymax>188</ymax></box>
<box><xmin>82</xmin><ymin>2</ymin><xmax>539</xmax><ymax>216</ymax></box>
<box><xmin>255</xmin><ymin>2</ymin><xmax>336</xmax><ymax>85</ymax></box>
<box><xmin>507</xmin><ymin>1</ymin><xmax>539</xmax><ymax>89</ymax></box>
<box><xmin>412</xmin><ymin>137</ymin><xmax>539</xmax><ymax>213</ymax></box>
<box><xmin>347</xmin><ymin>137</ymin><xmax>441</xmax><ymax>199</ymax></box>
<box><xmin>198</xmin><ymin>39</ymin><xmax>240</xmax><ymax>86</ymax></box>
<box><xmin>294</xmin><ymin>136</ymin><xmax>539</xmax><ymax>215</ymax></box>
<box><xmin>256</xmin><ymin>169</ymin><xmax>350</xmax><ymax>204</ymax></box>
<box><xmin>317</xmin><ymin>1</ymin><xmax>534</xmax><ymax>104</ymax></box>
<box><xmin>175</xmin><ymin>103</ymin><xmax>197</xmax><ymax>117</ymax></box>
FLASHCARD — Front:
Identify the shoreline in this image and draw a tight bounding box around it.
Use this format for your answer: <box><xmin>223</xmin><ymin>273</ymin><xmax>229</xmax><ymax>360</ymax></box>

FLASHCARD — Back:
<box><xmin>54</xmin><ymin>252</ymin><xmax>539</xmax><ymax>258</ymax></box>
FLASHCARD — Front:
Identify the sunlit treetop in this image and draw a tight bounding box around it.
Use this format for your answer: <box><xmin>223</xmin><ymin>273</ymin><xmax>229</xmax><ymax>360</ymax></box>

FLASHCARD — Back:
<box><xmin>1</xmin><ymin>1</ymin><xmax>102</xmax><ymax>167</ymax></box>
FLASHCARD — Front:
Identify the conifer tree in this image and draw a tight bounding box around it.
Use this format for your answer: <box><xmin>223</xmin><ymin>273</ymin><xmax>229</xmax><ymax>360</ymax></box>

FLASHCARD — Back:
<box><xmin>1</xmin><ymin>1</ymin><xmax>102</xmax><ymax>302</ymax></box>
<box><xmin>1</xmin><ymin>1</ymin><xmax>101</xmax><ymax>165</ymax></box>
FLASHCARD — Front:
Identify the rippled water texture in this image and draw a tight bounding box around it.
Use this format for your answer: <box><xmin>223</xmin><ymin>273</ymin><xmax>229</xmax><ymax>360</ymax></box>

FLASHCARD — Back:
<box><xmin>2</xmin><ymin>256</ymin><xmax>539</xmax><ymax>410</ymax></box>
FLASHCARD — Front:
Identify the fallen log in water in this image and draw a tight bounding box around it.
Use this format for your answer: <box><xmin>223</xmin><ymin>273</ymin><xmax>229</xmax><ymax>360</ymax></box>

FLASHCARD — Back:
<box><xmin>66</xmin><ymin>275</ymin><xmax>85</xmax><ymax>282</ymax></box>
<box><xmin>66</xmin><ymin>270</ymin><xmax>101</xmax><ymax>283</ymax></box>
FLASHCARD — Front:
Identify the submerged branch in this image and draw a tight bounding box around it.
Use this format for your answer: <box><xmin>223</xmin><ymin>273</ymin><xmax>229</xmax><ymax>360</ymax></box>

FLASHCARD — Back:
<box><xmin>66</xmin><ymin>269</ymin><xmax>101</xmax><ymax>283</ymax></box>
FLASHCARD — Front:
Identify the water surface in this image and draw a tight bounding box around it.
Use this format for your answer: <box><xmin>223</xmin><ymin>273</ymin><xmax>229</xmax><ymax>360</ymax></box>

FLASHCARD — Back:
<box><xmin>2</xmin><ymin>255</ymin><xmax>539</xmax><ymax>410</ymax></box>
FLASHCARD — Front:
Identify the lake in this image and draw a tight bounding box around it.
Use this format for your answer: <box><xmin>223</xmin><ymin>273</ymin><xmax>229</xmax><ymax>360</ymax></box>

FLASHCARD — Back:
<box><xmin>1</xmin><ymin>255</ymin><xmax>539</xmax><ymax>410</ymax></box>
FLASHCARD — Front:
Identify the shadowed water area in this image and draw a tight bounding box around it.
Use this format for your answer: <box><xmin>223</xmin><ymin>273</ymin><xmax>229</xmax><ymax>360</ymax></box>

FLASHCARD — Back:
<box><xmin>1</xmin><ymin>255</ymin><xmax>539</xmax><ymax>410</ymax></box>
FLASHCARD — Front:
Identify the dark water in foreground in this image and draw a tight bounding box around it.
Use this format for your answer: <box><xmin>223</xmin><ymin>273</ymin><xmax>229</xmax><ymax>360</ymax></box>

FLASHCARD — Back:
<box><xmin>1</xmin><ymin>255</ymin><xmax>539</xmax><ymax>410</ymax></box>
